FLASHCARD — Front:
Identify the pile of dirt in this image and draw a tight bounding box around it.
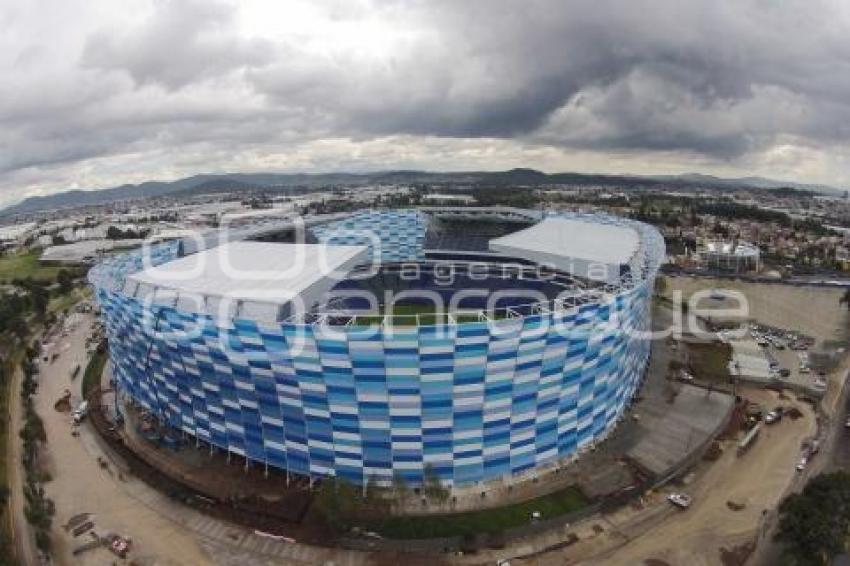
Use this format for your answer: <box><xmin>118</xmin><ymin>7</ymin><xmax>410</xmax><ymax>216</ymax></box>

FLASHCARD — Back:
<box><xmin>54</xmin><ymin>396</ymin><xmax>71</xmax><ymax>412</ymax></box>
<box><xmin>726</xmin><ymin>500</ymin><xmax>746</xmax><ymax>511</ymax></box>
<box><xmin>785</xmin><ymin>406</ymin><xmax>803</xmax><ymax>420</ymax></box>
<box><xmin>720</xmin><ymin>539</ymin><xmax>756</xmax><ymax>566</ymax></box>
<box><xmin>703</xmin><ymin>441</ymin><xmax>723</xmax><ymax>461</ymax></box>
<box><xmin>718</xmin><ymin>401</ymin><xmax>748</xmax><ymax>440</ymax></box>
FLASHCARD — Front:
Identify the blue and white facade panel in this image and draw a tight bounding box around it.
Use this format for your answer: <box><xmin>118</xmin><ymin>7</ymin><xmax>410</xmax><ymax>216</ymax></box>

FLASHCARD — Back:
<box><xmin>90</xmin><ymin>209</ymin><xmax>661</xmax><ymax>486</ymax></box>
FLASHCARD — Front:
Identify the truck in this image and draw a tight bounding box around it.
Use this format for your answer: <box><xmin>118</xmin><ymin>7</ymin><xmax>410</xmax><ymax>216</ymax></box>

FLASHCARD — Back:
<box><xmin>73</xmin><ymin>400</ymin><xmax>89</xmax><ymax>424</ymax></box>
<box><xmin>737</xmin><ymin>423</ymin><xmax>761</xmax><ymax>455</ymax></box>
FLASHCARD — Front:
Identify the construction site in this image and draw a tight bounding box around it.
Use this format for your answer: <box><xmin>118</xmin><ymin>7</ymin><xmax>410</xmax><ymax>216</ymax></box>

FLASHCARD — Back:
<box><xmin>17</xmin><ymin>272</ymin><xmax>849</xmax><ymax>565</ymax></box>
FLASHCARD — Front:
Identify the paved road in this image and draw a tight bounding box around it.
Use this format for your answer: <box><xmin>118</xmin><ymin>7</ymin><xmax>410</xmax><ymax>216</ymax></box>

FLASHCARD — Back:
<box><xmin>663</xmin><ymin>268</ymin><xmax>850</xmax><ymax>288</ymax></box>
<box><xmin>827</xmin><ymin>373</ymin><xmax>850</xmax><ymax>470</ymax></box>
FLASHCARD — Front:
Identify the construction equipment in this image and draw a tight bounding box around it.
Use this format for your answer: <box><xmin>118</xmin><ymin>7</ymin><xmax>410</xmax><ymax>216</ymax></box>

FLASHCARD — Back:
<box><xmin>737</xmin><ymin>423</ymin><xmax>761</xmax><ymax>455</ymax></box>
<box><xmin>63</xmin><ymin>512</ymin><xmax>91</xmax><ymax>531</ymax></box>
<box><xmin>72</xmin><ymin>538</ymin><xmax>103</xmax><ymax>556</ymax></box>
<box><xmin>72</xmin><ymin>521</ymin><xmax>94</xmax><ymax>537</ymax></box>
<box><xmin>103</xmin><ymin>533</ymin><xmax>133</xmax><ymax>558</ymax></box>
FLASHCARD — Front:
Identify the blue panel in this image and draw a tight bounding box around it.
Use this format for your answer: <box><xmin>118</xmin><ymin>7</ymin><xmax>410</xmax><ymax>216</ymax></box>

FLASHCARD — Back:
<box><xmin>89</xmin><ymin>210</ymin><xmax>664</xmax><ymax>486</ymax></box>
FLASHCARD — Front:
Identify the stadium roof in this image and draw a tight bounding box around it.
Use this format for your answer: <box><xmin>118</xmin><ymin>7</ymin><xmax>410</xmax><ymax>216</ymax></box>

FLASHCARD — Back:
<box><xmin>704</xmin><ymin>240</ymin><xmax>760</xmax><ymax>257</ymax></box>
<box><xmin>126</xmin><ymin>241</ymin><xmax>367</xmax><ymax>321</ymax></box>
<box><xmin>489</xmin><ymin>216</ymin><xmax>640</xmax><ymax>283</ymax></box>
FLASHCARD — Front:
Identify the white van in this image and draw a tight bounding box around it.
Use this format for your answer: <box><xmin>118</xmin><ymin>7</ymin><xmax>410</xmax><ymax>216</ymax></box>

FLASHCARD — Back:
<box><xmin>73</xmin><ymin>401</ymin><xmax>89</xmax><ymax>424</ymax></box>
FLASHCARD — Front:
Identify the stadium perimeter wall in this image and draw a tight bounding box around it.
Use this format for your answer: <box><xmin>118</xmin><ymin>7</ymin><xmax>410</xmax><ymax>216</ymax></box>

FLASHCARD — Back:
<box><xmin>89</xmin><ymin>210</ymin><xmax>663</xmax><ymax>486</ymax></box>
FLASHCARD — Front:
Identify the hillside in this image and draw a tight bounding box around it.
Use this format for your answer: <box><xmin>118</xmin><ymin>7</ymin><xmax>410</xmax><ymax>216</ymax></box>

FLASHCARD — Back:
<box><xmin>1</xmin><ymin>169</ymin><xmax>843</xmax><ymax>217</ymax></box>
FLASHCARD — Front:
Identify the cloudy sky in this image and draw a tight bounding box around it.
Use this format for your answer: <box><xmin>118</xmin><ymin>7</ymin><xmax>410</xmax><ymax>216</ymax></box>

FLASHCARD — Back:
<box><xmin>2</xmin><ymin>0</ymin><xmax>850</xmax><ymax>209</ymax></box>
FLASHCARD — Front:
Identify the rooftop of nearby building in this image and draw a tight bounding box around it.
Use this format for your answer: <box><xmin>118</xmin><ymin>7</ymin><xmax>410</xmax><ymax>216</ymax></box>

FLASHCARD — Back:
<box><xmin>41</xmin><ymin>239</ymin><xmax>143</xmax><ymax>264</ymax></box>
<box><xmin>703</xmin><ymin>240</ymin><xmax>760</xmax><ymax>257</ymax></box>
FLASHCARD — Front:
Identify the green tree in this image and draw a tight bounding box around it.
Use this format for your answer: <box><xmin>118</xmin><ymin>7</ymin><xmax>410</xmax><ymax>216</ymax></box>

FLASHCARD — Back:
<box><xmin>654</xmin><ymin>275</ymin><xmax>669</xmax><ymax>297</ymax></box>
<box><xmin>16</xmin><ymin>279</ymin><xmax>48</xmax><ymax>315</ymax></box>
<box><xmin>362</xmin><ymin>475</ymin><xmax>388</xmax><ymax>514</ymax></box>
<box><xmin>314</xmin><ymin>477</ymin><xmax>361</xmax><ymax>533</ymax></box>
<box><xmin>392</xmin><ymin>472</ymin><xmax>410</xmax><ymax>510</ymax></box>
<box><xmin>840</xmin><ymin>288</ymin><xmax>850</xmax><ymax>311</ymax></box>
<box><xmin>423</xmin><ymin>463</ymin><xmax>450</xmax><ymax>504</ymax></box>
<box><xmin>775</xmin><ymin>471</ymin><xmax>850</xmax><ymax>565</ymax></box>
<box><xmin>56</xmin><ymin>269</ymin><xmax>73</xmax><ymax>294</ymax></box>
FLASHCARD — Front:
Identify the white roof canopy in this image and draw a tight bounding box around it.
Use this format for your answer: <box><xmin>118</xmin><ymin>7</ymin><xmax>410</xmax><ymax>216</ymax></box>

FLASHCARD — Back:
<box><xmin>126</xmin><ymin>241</ymin><xmax>368</xmax><ymax>323</ymax></box>
<box><xmin>489</xmin><ymin>216</ymin><xmax>639</xmax><ymax>283</ymax></box>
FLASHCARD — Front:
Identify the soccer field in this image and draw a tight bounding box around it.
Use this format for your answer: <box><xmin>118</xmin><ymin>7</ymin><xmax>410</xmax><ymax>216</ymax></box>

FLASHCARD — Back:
<box><xmin>349</xmin><ymin>303</ymin><xmax>509</xmax><ymax>326</ymax></box>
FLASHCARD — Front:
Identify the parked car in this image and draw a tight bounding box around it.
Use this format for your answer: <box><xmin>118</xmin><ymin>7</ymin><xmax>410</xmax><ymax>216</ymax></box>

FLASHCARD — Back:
<box><xmin>796</xmin><ymin>457</ymin><xmax>808</xmax><ymax>472</ymax></box>
<box><xmin>667</xmin><ymin>493</ymin><xmax>693</xmax><ymax>509</ymax></box>
<box><xmin>809</xmin><ymin>440</ymin><xmax>820</xmax><ymax>455</ymax></box>
<box><xmin>764</xmin><ymin>411</ymin><xmax>781</xmax><ymax>425</ymax></box>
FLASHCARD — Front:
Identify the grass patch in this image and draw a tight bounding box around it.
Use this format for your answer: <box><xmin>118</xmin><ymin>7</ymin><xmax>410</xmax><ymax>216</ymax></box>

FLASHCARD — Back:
<box><xmin>82</xmin><ymin>346</ymin><xmax>107</xmax><ymax>399</ymax></box>
<box><xmin>369</xmin><ymin>486</ymin><xmax>590</xmax><ymax>539</ymax></box>
<box><xmin>0</xmin><ymin>251</ymin><xmax>63</xmax><ymax>283</ymax></box>
<box><xmin>348</xmin><ymin>304</ymin><xmax>511</xmax><ymax>327</ymax></box>
<box><xmin>687</xmin><ymin>341</ymin><xmax>732</xmax><ymax>383</ymax></box>
<box><xmin>48</xmin><ymin>286</ymin><xmax>91</xmax><ymax>315</ymax></box>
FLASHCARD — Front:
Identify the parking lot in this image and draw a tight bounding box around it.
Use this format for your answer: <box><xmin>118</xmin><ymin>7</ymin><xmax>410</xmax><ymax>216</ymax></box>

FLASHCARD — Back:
<box><xmin>726</xmin><ymin>323</ymin><xmax>827</xmax><ymax>396</ymax></box>
<box><xmin>667</xmin><ymin>276</ymin><xmax>849</xmax><ymax>350</ymax></box>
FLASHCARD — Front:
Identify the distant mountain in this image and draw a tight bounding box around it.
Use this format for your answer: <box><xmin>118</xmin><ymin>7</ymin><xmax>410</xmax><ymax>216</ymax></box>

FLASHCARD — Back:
<box><xmin>2</xmin><ymin>168</ymin><xmax>845</xmax><ymax>217</ymax></box>
<box><xmin>651</xmin><ymin>172</ymin><xmax>843</xmax><ymax>195</ymax></box>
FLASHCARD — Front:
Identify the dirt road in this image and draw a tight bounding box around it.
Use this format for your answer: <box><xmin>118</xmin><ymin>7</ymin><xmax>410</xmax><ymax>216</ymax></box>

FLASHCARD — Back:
<box><xmin>456</xmin><ymin>388</ymin><xmax>815</xmax><ymax>566</ymax></box>
<box><xmin>750</xmin><ymin>366</ymin><xmax>850</xmax><ymax>566</ymax></box>
<box><xmin>35</xmin><ymin>313</ymin><xmax>215</xmax><ymax>565</ymax></box>
<box><xmin>33</xmin><ymin>311</ymin><xmax>372</xmax><ymax>565</ymax></box>
<box><xmin>583</xmin><ymin>390</ymin><xmax>815</xmax><ymax>566</ymax></box>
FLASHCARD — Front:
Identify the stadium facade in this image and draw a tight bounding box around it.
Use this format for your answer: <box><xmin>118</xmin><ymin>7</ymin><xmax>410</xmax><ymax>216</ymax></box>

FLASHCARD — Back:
<box><xmin>89</xmin><ymin>208</ymin><xmax>664</xmax><ymax>486</ymax></box>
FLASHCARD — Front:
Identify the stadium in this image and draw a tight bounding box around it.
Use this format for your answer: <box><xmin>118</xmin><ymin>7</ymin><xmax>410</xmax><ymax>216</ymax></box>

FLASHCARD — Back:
<box><xmin>698</xmin><ymin>239</ymin><xmax>761</xmax><ymax>272</ymax></box>
<box><xmin>88</xmin><ymin>207</ymin><xmax>664</xmax><ymax>487</ymax></box>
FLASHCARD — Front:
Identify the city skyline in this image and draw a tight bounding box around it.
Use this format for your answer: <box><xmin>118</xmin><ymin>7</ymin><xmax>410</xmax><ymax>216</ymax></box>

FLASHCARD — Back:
<box><xmin>3</xmin><ymin>0</ymin><xmax>850</xmax><ymax>208</ymax></box>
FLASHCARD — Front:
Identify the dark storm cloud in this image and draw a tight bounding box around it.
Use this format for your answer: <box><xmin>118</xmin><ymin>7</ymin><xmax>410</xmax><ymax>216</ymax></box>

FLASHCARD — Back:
<box><xmin>80</xmin><ymin>0</ymin><xmax>273</xmax><ymax>89</ymax></box>
<box><xmin>241</xmin><ymin>0</ymin><xmax>850</xmax><ymax>157</ymax></box>
<box><xmin>2</xmin><ymin>0</ymin><xmax>850</xmax><ymax>207</ymax></box>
